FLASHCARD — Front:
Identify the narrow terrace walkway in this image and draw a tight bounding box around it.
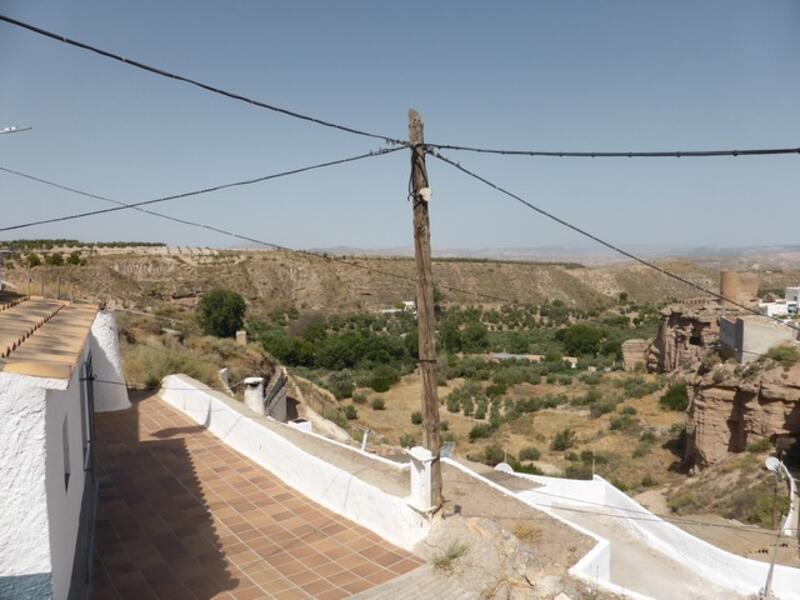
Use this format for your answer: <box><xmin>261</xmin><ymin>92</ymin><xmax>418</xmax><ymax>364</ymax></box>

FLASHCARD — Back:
<box><xmin>92</xmin><ymin>394</ymin><xmax>422</xmax><ymax>600</ymax></box>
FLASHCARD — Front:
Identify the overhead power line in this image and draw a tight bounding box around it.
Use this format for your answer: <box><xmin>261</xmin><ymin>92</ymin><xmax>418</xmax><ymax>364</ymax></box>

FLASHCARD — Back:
<box><xmin>428</xmin><ymin>149</ymin><xmax>800</xmax><ymax>334</ymax></box>
<box><xmin>0</xmin><ymin>147</ymin><xmax>403</xmax><ymax>233</ymax></box>
<box><xmin>425</xmin><ymin>142</ymin><xmax>800</xmax><ymax>159</ymax></box>
<box><xmin>0</xmin><ymin>14</ymin><xmax>403</xmax><ymax>145</ymax></box>
<box><xmin>0</xmin><ymin>163</ymin><xmax>510</xmax><ymax>304</ymax></box>
<box><xmin>4</xmin><ymin>15</ymin><xmax>799</xmax><ymax>160</ymax></box>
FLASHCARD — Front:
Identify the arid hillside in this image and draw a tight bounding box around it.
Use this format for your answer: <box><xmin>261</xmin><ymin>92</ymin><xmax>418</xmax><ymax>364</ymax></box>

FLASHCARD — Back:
<box><xmin>7</xmin><ymin>247</ymin><xmax>794</xmax><ymax>319</ymax></box>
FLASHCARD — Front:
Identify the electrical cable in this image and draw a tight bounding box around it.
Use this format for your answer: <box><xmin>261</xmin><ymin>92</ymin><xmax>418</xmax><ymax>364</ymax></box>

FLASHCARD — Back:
<box><xmin>0</xmin><ymin>15</ymin><xmax>404</xmax><ymax>145</ymax></box>
<box><xmin>425</xmin><ymin>142</ymin><xmax>800</xmax><ymax>159</ymax></box>
<box><xmin>0</xmin><ymin>147</ymin><xmax>403</xmax><ymax>233</ymax></box>
<box><xmin>428</xmin><ymin>148</ymin><xmax>800</xmax><ymax>334</ymax></box>
<box><xmin>0</xmin><ymin>163</ymin><xmax>513</xmax><ymax>304</ymax></box>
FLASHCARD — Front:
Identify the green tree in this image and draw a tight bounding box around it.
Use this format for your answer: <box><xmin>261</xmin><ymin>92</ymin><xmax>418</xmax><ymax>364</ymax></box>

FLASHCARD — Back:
<box><xmin>44</xmin><ymin>252</ymin><xmax>64</xmax><ymax>266</ymax></box>
<box><xmin>555</xmin><ymin>324</ymin><xmax>606</xmax><ymax>356</ymax></box>
<box><xmin>197</xmin><ymin>288</ymin><xmax>247</xmax><ymax>337</ymax></box>
<box><xmin>439</xmin><ymin>318</ymin><xmax>462</xmax><ymax>353</ymax></box>
<box><xmin>462</xmin><ymin>321</ymin><xmax>489</xmax><ymax>352</ymax></box>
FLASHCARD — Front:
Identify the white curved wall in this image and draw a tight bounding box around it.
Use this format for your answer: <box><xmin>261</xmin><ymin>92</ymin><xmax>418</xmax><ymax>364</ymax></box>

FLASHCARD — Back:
<box><xmin>514</xmin><ymin>471</ymin><xmax>800</xmax><ymax>600</ymax></box>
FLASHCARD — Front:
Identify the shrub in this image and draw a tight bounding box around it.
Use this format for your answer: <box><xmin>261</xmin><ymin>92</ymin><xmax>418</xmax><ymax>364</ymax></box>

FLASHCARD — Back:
<box><xmin>447</xmin><ymin>395</ymin><xmax>461</xmax><ymax>413</ymax></box>
<box><xmin>370</xmin><ymin>397</ymin><xmax>386</xmax><ymax>410</ymax></box>
<box><xmin>612</xmin><ymin>478</ymin><xmax>629</xmax><ymax>492</ymax></box>
<box><xmin>564</xmin><ymin>464</ymin><xmax>593</xmax><ymax>480</ymax></box>
<box><xmin>551</xmin><ymin>428</ymin><xmax>576</xmax><ymax>451</ymax></box>
<box><xmin>483</xmin><ymin>444</ymin><xmax>505</xmax><ymax>466</ymax></box>
<box><xmin>763</xmin><ymin>345</ymin><xmax>800</xmax><ymax>371</ymax></box>
<box><xmin>640</xmin><ymin>431</ymin><xmax>657</xmax><ymax>443</ymax></box>
<box><xmin>431</xmin><ymin>541</ymin><xmax>469</xmax><ymax>571</ymax></box>
<box><xmin>589</xmin><ymin>400</ymin><xmax>615</xmax><ymax>418</ymax></box>
<box><xmin>576</xmin><ymin>388</ymin><xmax>602</xmax><ymax>406</ymax></box>
<box><xmin>67</xmin><ymin>251</ymin><xmax>82</xmax><ymax>265</ymax></box>
<box><xmin>344</xmin><ymin>405</ymin><xmax>358</xmax><ymax>420</ymax></box>
<box><xmin>659</xmin><ymin>384</ymin><xmax>689</xmax><ymax>411</ymax></box>
<box><xmin>515</xmin><ymin>397</ymin><xmax>541</xmax><ymax>415</ymax></box>
<box><xmin>640</xmin><ymin>474</ymin><xmax>658</xmax><ymax>488</ymax></box>
<box><xmin>609</xmin><ymin>414</ymin><xmax>639</xmax><ymax>433</ymax></box>
<box><xmin>440</xmin><ymin>420</ymin><xmax>450</xmax><ymax>432</ymax></box>
<box><xmin>620</xmin><ymin>405</ymin><xmax>637</xmax><ymax>415</ymax></box>
<box><xmin>197</xmin><ymin>288</ymin><xmax>247</xmax><ymax>337</ymax></box>
<box><xmin>468</xmin><ymin>423</ymin><xmax>494</xmax><ymax>442</ymax></box>
<box><xmin>485</xmin><ymin>383</ymin><xmax>507</xmax><ymax>397</ymax></box>
<box><xmin>44</xmin><ymin>252</ymin><xmax>64</xmax><ymax>266</ymax></box>
<box><xmin>123</xmin><ymin>343</ymin><xmax>217</xmax><ymax>388</ymax></box>
<box><xmin>620</xmin><ymin>376</ymin><xmax>661</xmax><ymax>399</ymax></box>
<box><xmin>367</xmin><ymin>365</ymin><xmax>400</xmax><ymax>392</ymax></box>
<box><xmin>474</xmin><ymin>405</ymin><xmax>486</xmax><ymax>420</ymax></box>
<box><xmin>519</xmin><ymin>446</ymin><xmax>541</xmax><ymax>461</ymax></box>
<box><xmin>399</xmin><ymin>432</ymin><xmax>417</xmax><ymax>448</ymax></box>
<box><xmin>581</xmin><ymin>372</ymin><xmax>603</xmax><ymax>385</ymax></box>
<box><xmin>327</xmin><ymin>370</ymin><xmax>355</xmax><ymax>399</ymax></box>
<box><xmin>352</xmin><ymin>392</ymin><xmax>367</xmax><ymax>405</ymax></box>
<box><xmin>323</xmin><ymin>408</ymin><xmax>348</xmax><ymax>429</ymax></box>
<box><xmin>411</xmin><ymin>411</ymin><xmax>422</xmax><ymax>425</ymax></box>
<box><xmin>632</xmin><ymin>443</ymin><xmax>651</xmax><ymax>458</ymax></box>
<box><xmin>26</xmin><ymin>253</ymin><xmax>42</xmax><ymax>267</ymax></box>
<box><xmin>747</xmin><ymin>437</ymin><xmax>772</xmax><ymax>453</ymax></box>
<box><xmin>462</xmin><ymin>396</ymin><xmax>475</xmax><ymax>416</ymax></box>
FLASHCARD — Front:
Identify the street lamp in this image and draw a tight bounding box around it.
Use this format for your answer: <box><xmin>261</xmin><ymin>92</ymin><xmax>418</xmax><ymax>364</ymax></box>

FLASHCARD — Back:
<box><xmin>760</xmin><ymin>456</ymin><xmax>795</xmax><ymax>599</ymax></box>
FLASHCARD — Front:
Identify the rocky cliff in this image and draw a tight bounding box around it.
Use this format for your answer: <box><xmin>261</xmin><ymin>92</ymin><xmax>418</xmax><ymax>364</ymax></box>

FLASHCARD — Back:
<box><xmin>685</xmin><ymin>361</ymin><xmax>800</xmax><ymax>469</ymax></box>
<box><xmin>647</xmin><ymin>304</ymin><xmax>720</xmax><ymax>373</ymax></box>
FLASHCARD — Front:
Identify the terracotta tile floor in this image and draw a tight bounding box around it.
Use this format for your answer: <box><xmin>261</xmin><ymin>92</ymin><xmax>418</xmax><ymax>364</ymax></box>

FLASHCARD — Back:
<box><xmin>91</xmin><ymin>394</ymin><xmax>422</xmax><ymax>599</ymax></box>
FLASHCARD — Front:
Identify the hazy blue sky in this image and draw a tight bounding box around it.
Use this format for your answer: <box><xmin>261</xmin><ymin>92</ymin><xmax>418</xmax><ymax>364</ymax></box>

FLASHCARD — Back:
<box><xmin>1</xmin><ymin>1</ymin><xmax>799</xmax><ymax>252</ymax></box>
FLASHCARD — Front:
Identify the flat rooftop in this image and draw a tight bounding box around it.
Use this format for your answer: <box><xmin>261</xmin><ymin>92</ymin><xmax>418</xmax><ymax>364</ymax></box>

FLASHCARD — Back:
<box><xmin>0</xmin><ymin>293</ymin><xmax>97</xmax><ymax>380</ymax></box>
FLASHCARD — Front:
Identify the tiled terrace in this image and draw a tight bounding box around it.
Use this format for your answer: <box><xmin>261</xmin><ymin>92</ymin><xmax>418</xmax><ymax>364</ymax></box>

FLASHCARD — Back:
<box><xmin>92</xmin><ymin>394</ymin><xmax>422</xmax><ymax>600</ymax></box>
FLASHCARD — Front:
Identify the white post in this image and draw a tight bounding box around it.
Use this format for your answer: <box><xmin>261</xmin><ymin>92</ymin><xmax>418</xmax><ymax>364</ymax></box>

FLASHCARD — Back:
<box><xmin>360</xmin><ymin>428</ymin><xmax>370</xmax><ymax>452</ymax></box>
<box><xmin>407</xmin><ymin>446</ymin><xmax>437</xmax><ymax>513</ymax></box>
<box><xmin>243</xmin><ymin>376</ymin><xmax>265</xmax><ymax>416</ymax></box>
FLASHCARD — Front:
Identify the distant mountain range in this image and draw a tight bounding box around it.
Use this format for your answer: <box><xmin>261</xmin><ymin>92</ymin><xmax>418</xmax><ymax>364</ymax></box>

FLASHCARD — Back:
<box><xmin>308</xmin><ymin>244</ymin><xmax>800</xmax><ymax>268</ymax></box>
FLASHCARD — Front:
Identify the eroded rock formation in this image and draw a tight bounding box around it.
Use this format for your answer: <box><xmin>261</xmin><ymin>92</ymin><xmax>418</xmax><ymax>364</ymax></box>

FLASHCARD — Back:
<box><xmin>686</xmin><ymin>362</ymin><xmax>800</xmax><ymax>469</ymax></box>
<box><xmin>647</xmin><ymin>305</ymin><xmax>720</xmax><ymax>373</ymax></box>
<box><xmin>621</xmin><ymin>338</ymin><xmax>650</xmax><ymax>371</ymax></box>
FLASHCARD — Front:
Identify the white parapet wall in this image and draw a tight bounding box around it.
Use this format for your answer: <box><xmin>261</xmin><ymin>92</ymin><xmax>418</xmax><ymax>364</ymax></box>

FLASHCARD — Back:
<box><xmin>89</xmin><ymin>310</ymin><xmax>130</xmax><ymax>412</ymax></box>
<box><xmin>159</xmin><ymin>375</ymin><xmax>430</xmax><ymax>550</ymax></box>
<box><xmin>515</xmin><ymin>471</ymin><xmax>800</xmax><ymax>600</ymax></box>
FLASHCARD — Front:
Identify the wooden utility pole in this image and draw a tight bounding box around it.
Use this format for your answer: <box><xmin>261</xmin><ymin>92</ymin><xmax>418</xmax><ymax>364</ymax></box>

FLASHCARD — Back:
<box><xmin>408</xmin><ymin>109</ymin><xmax>443</xmax><ymax>507</ymax></box>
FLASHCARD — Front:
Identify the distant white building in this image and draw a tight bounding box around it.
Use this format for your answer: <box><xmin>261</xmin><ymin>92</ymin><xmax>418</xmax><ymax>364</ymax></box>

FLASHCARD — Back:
<box><xmin>379</xmin><ymin>300</ymin><xmax>417</xmax><ymax>317</ymax></box>
<box><xmin>785</xmin><ymin>286</ymin><xmax>800</xmax><ymax>304</ymax></box>
<box><xmin>0</xmin><ymin>295</ymin><xmax>129</xmax><ymax>600</ymax></box>
<box><xmin>758</xmin><ymin>300</ymin><xmax>790</xmax><ymax>318</ymax></box>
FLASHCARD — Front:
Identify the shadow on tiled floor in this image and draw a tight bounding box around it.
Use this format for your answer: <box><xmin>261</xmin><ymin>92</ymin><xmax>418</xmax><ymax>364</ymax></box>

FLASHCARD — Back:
<box><xmin>91</xmin><ymin>393</ymin><xmax>421</xmax><ymax>599</ymax></box>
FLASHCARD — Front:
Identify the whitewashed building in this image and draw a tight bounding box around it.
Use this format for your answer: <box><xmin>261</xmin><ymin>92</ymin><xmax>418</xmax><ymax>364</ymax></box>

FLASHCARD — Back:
<box><xmin>0</xmin><ymin>294</ymin><xmax>129</xmax><ymax>600</ymax></box>
<box><xmin>758</xmin><ymin>300</ymin><xmax>790</xmax><ymax>318</ymax></box>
